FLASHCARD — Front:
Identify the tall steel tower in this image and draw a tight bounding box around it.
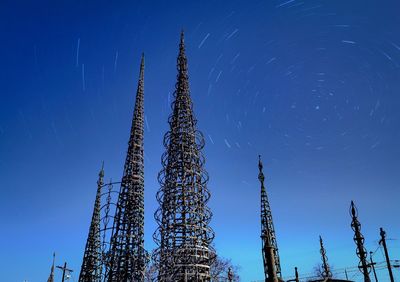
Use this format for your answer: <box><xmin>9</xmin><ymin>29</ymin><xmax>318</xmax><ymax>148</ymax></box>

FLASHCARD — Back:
<box><xmin>350</xmin><ymin>201</ymin><xmax>371</xmax><ymax>282</ymax></box>
<box><xmin>258</xmin><ymin>155</ymin><xmax>282</xmax><ymax>282</ymax></box>
<box><xmin>319</xmin><ymin>236</ymin><xmax>332</xmax><ymax>278</ymax></box>
<box><xmin>153</xmin><ymin>31</ymin><xmax>215</xmax><ymax>281</ymax></box>
<box><xmin>106</xmin><ymin>55</ymin><xmax>147</xmax><ymax>282</ymax></box>
<box><xmin>79</xmin><ymin>165</ymin><xmax>104</xmax><ymax>282</ymax></box>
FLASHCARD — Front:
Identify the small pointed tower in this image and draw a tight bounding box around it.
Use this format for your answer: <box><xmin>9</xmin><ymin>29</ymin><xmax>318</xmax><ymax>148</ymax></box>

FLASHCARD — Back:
<box><xmin>153</xmin><ymin>31</ymin><xmax>215</xmax><ymax>281</ymax></box>
<box><xmin>78</xmin><ymin>164</ymin><xmax>104</xmax><ymax>282</ymax></box>
<box><xmin>106</xmin><ymin>54</ymin><xmax>146</xmax><ymax>282</ymax></box>
<box><xmin>47</xmin><ymin>252</ymin><xmax>56</xmax><ymax>282</ymax></box>
<box><xmin>319</xmin><ymin>236</ymin><xmax>332</xmax><ymax>278</ymax></box>
<box><xmin>259</xmin><ymin>155</ymin><xmax>282</xmax><ymax>282</ymax></box>
<box><xmin>350</xmin><ymin>201</ymin><xmax>371</xmax><ymax>282</ymax></box>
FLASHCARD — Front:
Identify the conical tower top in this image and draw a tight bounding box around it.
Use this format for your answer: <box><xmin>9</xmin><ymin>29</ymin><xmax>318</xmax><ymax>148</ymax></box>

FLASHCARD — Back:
<box><xmin>350</xmin><ymin>200</ymin><xmax>357</xmax><ymax>217</ymax></box>
<box><xmin>258</xmin><ymin>155</ymin><xmax>265</xmax><ymax>184</ymax></box>
<box><xmin>154</xmin><ymin>33</ymin><xmax>214</xmax><ymax>282</ymax></box>
<box><xmin>133</xmin><ymin>52</ymin><xmax>144</xmax><ymax>116</ymax></box>
<box><xmin>47</xmin><ymin>252</ymin><xmax>56</xmax><ymax>282</ymax></box>
<box><xmin>99</xmin><ymin>161</ymin><xmax>104</xmax><ymax>179</ymax></box>
<box><xmin>139</xmin><ymin>53</ymin><xmax>145</xmax><ymax>78</ymax></box>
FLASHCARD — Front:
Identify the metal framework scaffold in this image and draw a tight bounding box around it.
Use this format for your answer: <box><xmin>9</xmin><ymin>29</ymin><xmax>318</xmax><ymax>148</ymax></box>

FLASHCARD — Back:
<box><xmin>258</xmin><ymin>155</ymin><xmax>282</xmax><ymax>282</ymax></box>
<box><xmin>153</xmin><ymin>31</ymin><xmax>215</xmax><ymax>282</ymax></box>
<box><xmin>105</xmin><ymin>55</ymin><xmax>147</xmax><ymax>282</ymax></box>
<box><xmin>79</xmin><ymin>165</ymin><xmax>104</xmax><ymax>282</ymax></box>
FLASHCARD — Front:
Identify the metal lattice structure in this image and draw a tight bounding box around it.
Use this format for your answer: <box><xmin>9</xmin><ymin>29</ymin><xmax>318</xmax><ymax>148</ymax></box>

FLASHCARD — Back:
<box><xmin>47</xmin><ymin>253</ymin><xmax>56</xmax><ymax>282</ymax></box>
<box><xmin>258</xmin><ymin>155</ymin><xmax>282</xmax><ymax>282</ymax></box>
<box><xmin>350</xmin><ymin>201</ymin><xmax>371</xmax><ymax>282</ymax></box>
<box><xmin>98</xmin><ymin>180</ymin><xmax>120</xmax><ymax>280</ymax></box>
<box><xmin>105</xmin><ymin>55</ymin><xmax>147</xmax><ymax>282</ymax></box>
<box><xmin>318</xmin><ymin>236</ymin><xmax>332</xmax><ymax>278</ymax></box>
<box><xmin>153</xmin><ymin>31</ymin><xmax>215</xmax><ymax>282</ymax></box>
<box><xmin>79</xmin><ymin>165</ymin><xmax>104</xmax><ymax>282</ymax></box>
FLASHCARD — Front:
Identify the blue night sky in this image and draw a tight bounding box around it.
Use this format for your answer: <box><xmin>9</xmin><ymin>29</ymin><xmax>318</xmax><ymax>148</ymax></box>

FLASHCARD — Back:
<box><xmin>1</xmin><ymin>1</ymin><xmax>399</xmax><ymax>281</ymax></box>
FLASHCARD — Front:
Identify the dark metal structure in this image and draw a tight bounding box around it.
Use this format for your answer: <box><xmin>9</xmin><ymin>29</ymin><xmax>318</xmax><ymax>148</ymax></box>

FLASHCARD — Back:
<box><xmin>99</xmin><ymin>179</ymin><xmax>120</xmax><ymax>276</ymax></box>
<box><xmin>47</xmin><ymin>253</ymin><xmax>56</xmax><ymax>282</ymax></box>
<box><xmin>258</xmin><ymin>155</ymin><xmax>282</xmax><ymax>282</ymax></box>
<box><xmin>79</xmin><ymin>165</ymin><xmax>104</xmax><ymax>282</ymax></box>
<box><xmin>57</xmin><ymin>262</ymin><xmax>74</xmax><ymax>282</ymax></box>
<box><xmin>153</xmin><ymin>31</ymin><xmax>215</xmax><ymax>281</ymax></box>
<box><xmin>105</xmin><ymin>55</ymin><xmax>147</xmax><ymax>282</ymax></box>
<box><xmin>379</xmin><ymin>227</ymin><xmax>394</xmax><ymax>282</ymax></box>
<box><xmin>319</xmin><ymin>236</ymin><xmax>332</xmax><ymax>278</ymax></box>
<box><xmin>369</xmin><ymin>252</ymin><xmax>378</xmax><ymax>282</ymax></box>
<box><xmin>350</xmin><ymin>201</ymin><xmax>371</xmax><ymax>282</ymax></box>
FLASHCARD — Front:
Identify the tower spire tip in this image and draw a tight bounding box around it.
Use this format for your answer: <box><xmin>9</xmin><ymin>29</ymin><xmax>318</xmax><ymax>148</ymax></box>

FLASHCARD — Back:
<box><xmin>99</xmin><ymin>161</ymin><xmax>105</xmax><ymax>178</ymax></box>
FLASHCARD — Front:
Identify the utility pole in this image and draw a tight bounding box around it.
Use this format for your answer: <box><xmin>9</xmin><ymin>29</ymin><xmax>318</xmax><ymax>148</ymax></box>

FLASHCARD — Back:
<box><xmin>56</xmin><ymin>262</ymin><xmax>73</xmax><ymax>282</ymax></box>
<box><xmin>345</xmin><ymin>269</ymin><xmax>348</xmax><ymax>280</ymax></box>
<box><xmin>286</xmin><ymin>267</ymin><xmax>299</xmax><ymax>282</ymax></box>
<box><xmin>369</xmin><ymin>251</ymin><xmax>378</xmax><ymax>282</ymax></box>
<box><xmin>379</xmin><ymin>227</ymin><xmax>394</xmax><ymax>282</ymax></box>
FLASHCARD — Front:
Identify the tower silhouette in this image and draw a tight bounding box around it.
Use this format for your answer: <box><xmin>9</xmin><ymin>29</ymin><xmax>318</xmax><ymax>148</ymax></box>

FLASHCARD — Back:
<box><xmin>350</xmin><ymin>201</ymin><xmax>371</xmax><ymax>282</ymax></box>
<box><xmin>79</xmin><ymin>165</ymin><xmax>103</xmax><ymax>282</ymax></box>
<box><xmin>47</xmin><ymin>253</ymin><xmax>56</xmax><ymax>282</ymax></box>
<box><xmin>106</xmin><ymin>55</ymin><xmax>146</xmax><ymax>282</ymax></box>
<box><xmin>259</xmin><ymin>155</ymin><xmax>282</xmax><ymax>282</ymax></box>
<box><xmin>319</xmin><ymin>236</ymin><xmax>332</xmax><ymax>278</ymax></box>
<box><xmin>153</xmin><ymin>31</ymin><xmax>215</xmax><ymax>281</ymax></box>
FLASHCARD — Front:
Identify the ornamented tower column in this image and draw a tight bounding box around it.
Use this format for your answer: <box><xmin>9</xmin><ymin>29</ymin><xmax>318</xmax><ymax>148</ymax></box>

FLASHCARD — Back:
<box><xmin>350</xmin><ymin>201</ymin><xmax>371</xmax><ymax>282</ymax></box>
<box><xmin>153</xmin><ymin>32</ymin><xmax>215</xmax><ymax>282</ymax></box>
<box><xmin>319</xmin><ymin>235</ymin><xmax>332</xmax><ymax>278</ymax></box>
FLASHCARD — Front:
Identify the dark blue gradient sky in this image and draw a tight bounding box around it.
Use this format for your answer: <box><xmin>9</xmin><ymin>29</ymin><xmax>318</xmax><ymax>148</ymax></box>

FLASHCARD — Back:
<box><xmin>1</xmin><ymin>1</ymin><xmax>399</xmax><ymax>281</ymax></box>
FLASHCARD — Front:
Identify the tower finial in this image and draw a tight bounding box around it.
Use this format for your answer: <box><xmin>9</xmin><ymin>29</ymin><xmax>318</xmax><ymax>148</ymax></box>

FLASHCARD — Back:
<box><xmin>258</xmin><ymin>155</ymin><xmax>265</xmax><ymax>186</ymax></box>
<box><xmin>180</xmin><ymin>29</ymin><xmax>185</xmax><ymax>43</ymax></box>
<box><xmin>350</xmin><ymin>200</ymin><xmax>356</xmax><ymax>217</ymax></box>
<box><xmin>140</xmin><ymin>53</ymin><xmax>145</xmax><ymax>76</ymax></box>
<box><xmin>99</xmin><ymin>161</ymin><xmax>105</xmax><ymax>179</ymax></box>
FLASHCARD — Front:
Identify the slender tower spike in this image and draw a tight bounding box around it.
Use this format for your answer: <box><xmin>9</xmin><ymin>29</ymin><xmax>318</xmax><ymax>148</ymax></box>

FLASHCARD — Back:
<box><xmin>106</xmin><ymin>55</ymin><xmax>147</xmax><ymax>282</ymax></box>
<box><xmin>350</xmin><ymin>201</ymin><xmax>371</xmax><ymax>282</ymax></box>
<box><xmin>259</xmin><ymin>155</ymin><xmax>282</xmax><ymax>282</ymax></box>
<box><xmin>153</xmin><ymin>31</ymin><xmax>215</xmax><ymax>282</ymax></box>
<box><xmin>79</xmin><ymin>164</ymin><xmax>104</xmax><ymax>282</ymax></box>
<box><xmin>319</xmin><ymin>235</ymin><xmax>332</xmax><ymax>278</ymax></box>
<box><xmin>47</xmin><ymin>252</ymin><xmax>56</xmax><ymax>282</ymax></box>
